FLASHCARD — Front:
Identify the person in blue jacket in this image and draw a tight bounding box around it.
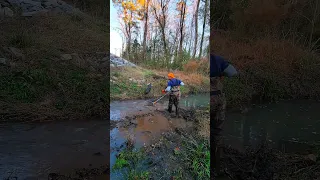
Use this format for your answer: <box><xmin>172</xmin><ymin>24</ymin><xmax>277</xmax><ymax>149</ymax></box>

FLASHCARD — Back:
<box><xmin>162</xmin><ymin>73</ymin><xmax>185</xmax><ymax>116</ymax></box>
<box><xmin>211</xmin><ymin>53</ymin><xmax>238</xmax><ymax>177</ymax></box>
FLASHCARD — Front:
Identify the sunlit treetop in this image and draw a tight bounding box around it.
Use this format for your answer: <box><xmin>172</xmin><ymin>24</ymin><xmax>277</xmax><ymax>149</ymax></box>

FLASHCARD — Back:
<box><xmin>113</xmin><ymin>0</ymin><xmax>146</xmax><ymax>24</ymax></box>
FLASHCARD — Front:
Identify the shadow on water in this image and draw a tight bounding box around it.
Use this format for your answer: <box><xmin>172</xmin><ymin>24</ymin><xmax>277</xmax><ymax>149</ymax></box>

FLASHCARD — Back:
<box><xmin>224</xmin><ymin>100</ymin><xmax>320</xmax><ymax>153</ymax></box>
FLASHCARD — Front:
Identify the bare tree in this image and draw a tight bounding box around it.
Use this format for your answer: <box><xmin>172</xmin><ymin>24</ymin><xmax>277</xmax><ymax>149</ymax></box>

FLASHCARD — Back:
<box><xmin>142</xmin><ymin>0</ymin><xmax>151</xmax><ymax>61</ymax></box>
<box><xmin>177</xmin><ymin>0</ymin><xmax>187</xmax><ymax>64</ymax></box>
<box><xmin>192</xmin><ymin>0</ymin><xmax>200</xmax><ymax>59</ymax></box>
<box><xmin>151</xmin><ymin>0</ymin><xmax>171</xmax><ymax>69</ymax></box>
<box><xmin>199</xmin><ymin>0</ymin><xmax>208</xmax><ymax>58</ymax></box>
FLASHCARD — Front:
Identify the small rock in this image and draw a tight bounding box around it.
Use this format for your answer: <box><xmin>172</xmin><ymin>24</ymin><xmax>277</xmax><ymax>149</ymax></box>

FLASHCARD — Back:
<box><xmin>6</xmin><ymin>0</ymin><xmax>20</xmax><ymax>6</ymax></box>
<box><xmin>10</xmin><ymin>62</ymin><xmax>16</xmax><ymax>68</ymax></box>
<box><xmin>8</xmin><ymin>47</ymin><xmax>25</xmax><ymax>60</ymax></box>
<box><xmin>48</xmin><ymin>173</ymin><xmax>60</xmax><ymax>180</ymax></box>
<box><xmin>70</xmin><ymin>53</ymin><xmax>84</xmax><ymax>66</ymax></box>
<box><xmin>0</xmin><ymin>58</ymin><xmax>7</xmax><ymax>65</ymax></box>
<box><xmin>101</xmin><ymin>57</ymin><xmax>108</xmax><ymax>62</ymax></box>
<box><xmin>306</xmin><ymin>154</ymin><xmax>317</xmax><ymax>162</ymax></box>
<box><xmin>61</xmin><ymin>54</ymin><xmax>72</xmax><ymax>60</ymax></box>
<box><xmin>21</xmin><ymin>0</ymin><xmax>42</xmax><ymax>7</ymax></box>
<box><xmin>0</xmin><ymin>7</ymin><xmax>14</xmax><ymax>17</ymax></box>
<box><xmin>89</xmin><ymin>66</ymin><xmax>96</xmax><ymax>71</ymax></box>
<box><xmin>42</xmin><ymin>0</ymin><xmax>59</xmax><ymax>8</ymax></box>
<box><xmin>22</xmin><ymin>9</ymin><xmax>48</xmax><ymax>17</ymax></box>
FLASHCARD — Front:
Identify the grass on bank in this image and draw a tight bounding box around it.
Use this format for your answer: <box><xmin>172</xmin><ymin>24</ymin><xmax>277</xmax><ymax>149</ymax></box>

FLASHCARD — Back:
<box><xmin>0</xmin><ymin>15</ymin><xmax>108</xmax><ymax>122</ymax></box>
<box><xmin>110</xmin><ymin>66</ymin><xmax>210</xmax><ymax>100</ymax></box>
<box><xmin>112</xmin><ymin>146</ymin><xmax>150</xmax><ymax>180</ymax></box>
<box><xmin>113</xmin><ymin>136</ymin><xmax>210</xmax><ymax>180</ymax></box>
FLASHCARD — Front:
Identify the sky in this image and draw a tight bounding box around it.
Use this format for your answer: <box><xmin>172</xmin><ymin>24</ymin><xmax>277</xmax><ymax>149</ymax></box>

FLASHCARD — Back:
<box><xmin>110</xmin><ymin>0</ymin><xmax>123</xmax><ymax>56</ymax></box>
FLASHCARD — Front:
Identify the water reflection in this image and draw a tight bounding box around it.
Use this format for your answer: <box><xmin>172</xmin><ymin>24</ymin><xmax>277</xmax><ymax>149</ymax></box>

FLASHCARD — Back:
<box><xmin>224</xmin><ymin>100</ymin><xmax>320</xmax><ymax>152</ymax></box>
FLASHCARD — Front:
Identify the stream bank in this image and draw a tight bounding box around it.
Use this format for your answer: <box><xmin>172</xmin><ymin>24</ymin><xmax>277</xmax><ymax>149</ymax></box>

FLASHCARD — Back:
<box><xmin>110</xmin><ymin>94</ymin><xmax>210</xmax><ymax>179</ymax></box>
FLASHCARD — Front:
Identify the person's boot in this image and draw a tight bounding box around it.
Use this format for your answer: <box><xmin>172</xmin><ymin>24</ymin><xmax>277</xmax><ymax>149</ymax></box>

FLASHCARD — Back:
<box><xmin>175</xmin><ymin>106</ymin><xmax>179</xmax><ymax>117</ymax></box>
<box><xmin>168</xmin><ymin>106</ymin><xmax>172</xmax><ymax>113</ymax></box>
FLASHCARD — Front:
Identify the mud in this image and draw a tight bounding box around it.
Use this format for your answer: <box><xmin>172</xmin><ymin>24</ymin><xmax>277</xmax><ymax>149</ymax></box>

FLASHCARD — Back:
<box><xmin>221</xmin><ymin>142</ymin><xmax>320</xmax><ymax>180</ymax></box>
<box><xmin>110</xmin><ymin>102</ymin><xmax>209</xmax><ymax>179</ymax></box>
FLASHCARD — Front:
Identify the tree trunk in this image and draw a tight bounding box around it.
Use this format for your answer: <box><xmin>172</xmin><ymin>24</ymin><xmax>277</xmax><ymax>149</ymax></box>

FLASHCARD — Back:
<box><xmin>192</xmin><ymin>0</ymin><xmax>200</xmax><ymax>59</ymax></box>
<box><xmin>199</xmin><ymin>0</ymin><xmax>208</xmax><ymax>59</ymax></box>
<box><xmin>127</xmin><ymin>23</ymin><xmax>131</xmax><ymax>60</ymax></box>
<box><xmin>142</xmin><ymin>0</ymin><xmax>150</xmax><ymax>61</ymax></box>
<box><xmin>178</xmin><ymin>1</ymin><xmax>187</xmax><ymax>65</ymax></box>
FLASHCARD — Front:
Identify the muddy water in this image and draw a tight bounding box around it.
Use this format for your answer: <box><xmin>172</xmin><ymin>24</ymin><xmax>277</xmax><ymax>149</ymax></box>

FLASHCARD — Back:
<box><xmin>110</xmin><ymin>93</ymin><xmax>209</xmax><ymax>121</ymax></box>
<box><xmin>0</xmin><ymin>121</ymin><xmax>108</xmax><ymax>179</ymax></box>
<box><xmin>110</xmin><ymin>93</ymin><xmax>209</xmax><ymax>179</ymax></box>
<box><xmin>224</xmin><ymin>100</ymin><xmax>320</xmax><ymax>153</ymax></box>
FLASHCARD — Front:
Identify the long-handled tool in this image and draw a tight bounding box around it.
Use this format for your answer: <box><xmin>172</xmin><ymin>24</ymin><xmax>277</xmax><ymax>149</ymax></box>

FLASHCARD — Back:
<box><xmin>151</xmin><ymin>92</ymin><xmax>169</xmax><ymax>105</ymax></box>
<box><xmin>145</xmin><ymin>92</ymin><xmax>169</xmax><ymax>106</ymax></box>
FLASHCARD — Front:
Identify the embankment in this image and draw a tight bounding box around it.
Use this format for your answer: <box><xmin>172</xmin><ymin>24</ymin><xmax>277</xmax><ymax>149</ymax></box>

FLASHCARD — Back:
<box><xmin>110</xmin><ymin>54</ymin><xmax>210</xmax><ymax>101</ymax></box>
<box><xmin>213</xmin><ymin>31</ymin><xmax>320</xmax><ymax>108</ymax></box>
<box><xmin>0</xmin><ymin>1</ymin><xmax>108</xmax><ymax>122</ymax></box>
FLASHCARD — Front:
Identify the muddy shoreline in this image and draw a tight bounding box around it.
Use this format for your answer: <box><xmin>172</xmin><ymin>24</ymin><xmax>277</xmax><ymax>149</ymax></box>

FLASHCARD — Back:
<box><xmin>110</xmin><ymin>103</ymin><xmax>210</xmax><ymax>179</ymax></box>
<box><xmin>110</xmin><ymin>91</ymin><xmax>210</xmax><ymax>102</ymax></box>
<box><xmin>221</xmin><ymin>142</ymin><xmax>320</xmax><ymax>180</ymax></box>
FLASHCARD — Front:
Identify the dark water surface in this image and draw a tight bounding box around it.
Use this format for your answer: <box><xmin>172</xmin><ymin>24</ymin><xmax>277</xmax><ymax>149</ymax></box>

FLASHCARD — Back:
<box><xmin>224</xmin><ymin>100</ymin><xmax>320</xmax><ymax>152</ymax></box>
<box><xmin>0</xmin><ymin>121</ymin><xmax>108</xmax><ymax>179</ymax></box>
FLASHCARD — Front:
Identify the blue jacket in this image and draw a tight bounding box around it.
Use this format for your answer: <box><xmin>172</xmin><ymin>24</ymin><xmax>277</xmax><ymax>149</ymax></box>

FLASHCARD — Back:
<box><xmin>210</xmin><ymin>54</ymin><xmax>229</xmax><ymax>77</ymax></box>
<box><xmin>165</xmin><ymin>78</ymin><xmax>184</xmax><ymax>92</ymax></box>
<box><xmin>168</xmin><ymin>78</ymin><xmax>182</xmax><ymax>87</ymax></box>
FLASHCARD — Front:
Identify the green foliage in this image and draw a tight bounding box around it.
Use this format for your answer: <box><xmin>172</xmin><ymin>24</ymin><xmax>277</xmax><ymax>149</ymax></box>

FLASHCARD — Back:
<box><xmin>0</xmin><ymin>69</ymin><xmax>53</xmax><ymax>103</ymax></box>
<box><xmin>180</xmin><ymin>138</ymin><xmax>210</xmax><ymax>180</ymax></box>
<box><xmin>142</xmin><ymin>70</ymin><xmax>155</xmax><ymax>78</ymax></box>
<box><xmin>128</xmin><ymin>170</ymin><xmax>150</xmax><ymax>180</ymax></box>
<box><xmin>113</xmin><ymin>158</ymin><xmax>129</xmax><ymax>170</ymax></box>
<box><xmin>9</xmin><ymin>31</ymin><xmax>35</xmax><ymax>48</ymax></box>
<box><xmin>113</xmin><ymin>147</ymin><xmax>149</xmax><ymax>180</ymax></box>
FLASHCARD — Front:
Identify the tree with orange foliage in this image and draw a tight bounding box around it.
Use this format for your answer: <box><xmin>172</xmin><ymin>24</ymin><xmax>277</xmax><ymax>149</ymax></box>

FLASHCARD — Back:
<box><xmin>112</xmin><ymin>0</ymin><xmax>145</xmax><ymax>60</ymax></box>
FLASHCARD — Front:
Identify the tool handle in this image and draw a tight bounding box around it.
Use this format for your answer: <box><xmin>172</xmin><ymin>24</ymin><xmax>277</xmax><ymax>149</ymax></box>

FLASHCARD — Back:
<box><xmin>153</xmin><ymin>92</ymin><xmax>169</xmax><ymax>104</ymax></box>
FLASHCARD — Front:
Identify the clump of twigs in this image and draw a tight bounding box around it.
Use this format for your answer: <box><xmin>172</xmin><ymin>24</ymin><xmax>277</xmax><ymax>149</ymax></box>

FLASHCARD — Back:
<box><xmin>222</xmin><ymin>142</ymin><xmax>320</xmax><ymax>180</ymax></box>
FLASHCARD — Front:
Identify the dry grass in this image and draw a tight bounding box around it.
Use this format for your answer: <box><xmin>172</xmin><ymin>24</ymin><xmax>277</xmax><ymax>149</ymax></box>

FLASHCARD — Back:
<box><xmin>213</xmin><ymin>31</ymin><xmax>320</xmax><ymax>105</ymax></box>
<box><xmin>183</xmin><ymin>58</ymin><xmax>209</xmax><ymax>75</ymax></box>
<box><xmin>197</xmin><ymin>113</ymin><xmax>210</xmax><ymax>138</ymax></box>
<box><xmin>0</xmin><ymin>15</ymin><xmax>107</xmax><ymax>55</ymax></box>
<box><xmin>110</xmin><ymin>66</ymin><xmax>210</xmax><ymax>100</ymax></box>
<box><xmin>155</xmin><ymin>70</ymin><xmax>209</xmax><ymax>87</ymax></box>
<box><xmin>0</xmin><ymin>15</ymin><xmax>108</xmax><ymax>122</ymax></box>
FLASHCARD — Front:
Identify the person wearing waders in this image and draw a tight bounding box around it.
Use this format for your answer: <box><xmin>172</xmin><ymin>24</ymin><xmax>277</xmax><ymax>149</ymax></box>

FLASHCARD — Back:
<box><xmin>211</xmin><ymin>54</ymin><xmax>238</xmax><ymax>177</ymax></box>
<box><xmin>162</xmin><ymin>73</ymin><xmax>185</xmax><ymax>116</ymax></box>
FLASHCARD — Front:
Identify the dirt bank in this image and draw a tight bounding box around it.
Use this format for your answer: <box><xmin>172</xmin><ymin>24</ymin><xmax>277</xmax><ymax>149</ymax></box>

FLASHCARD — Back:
<box><xmin>0</xmin><ymin>15</ymin><xmax>108</xmax><ymax>123</ymax></box>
